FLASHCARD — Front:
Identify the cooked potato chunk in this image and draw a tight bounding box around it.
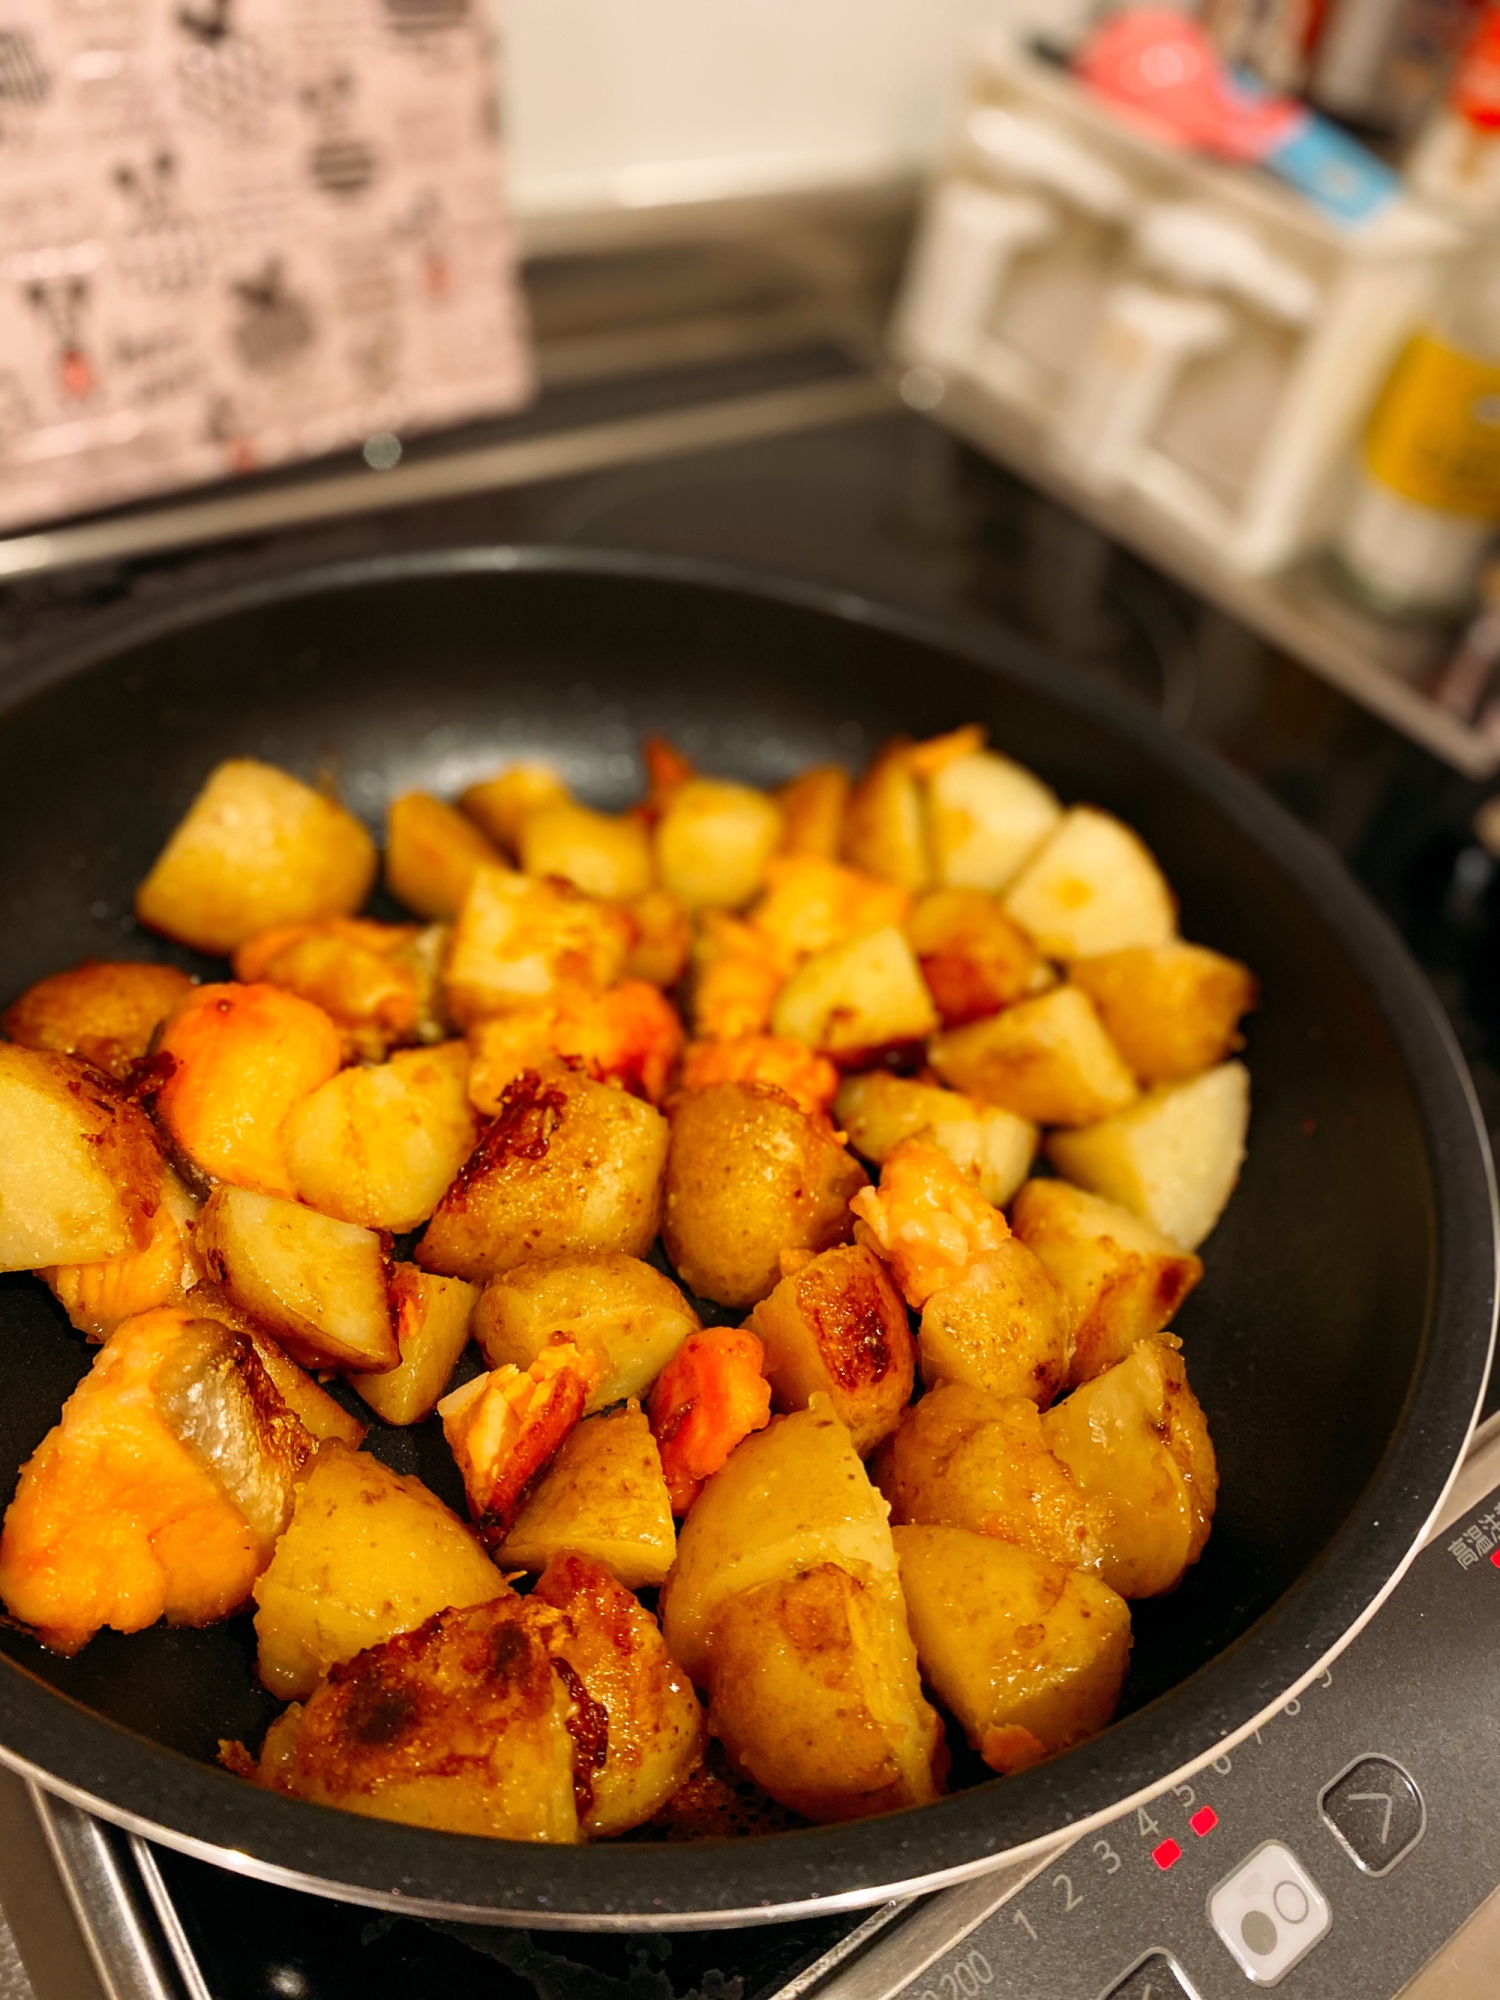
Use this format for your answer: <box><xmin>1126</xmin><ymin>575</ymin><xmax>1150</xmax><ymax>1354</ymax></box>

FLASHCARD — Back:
<box><xmin>661</xmin><ymin>1082</ymin><xmax>867</xmax><ymax>1308</ymax></box>
<box><xmin>500</xmin><ymin>1404</ymin><xmax>677</xmax><ymax>1590</ymax></box>
<box><xmin>232</xmin><ymin>918</ymin><xmax>435</xmax><ymax>1063</ymax></box>
<box><xmin>918</xmin><ymin>1240</ymin><xmax>1070</xmax><ymax>1405</ymax></box>
<box><xmin>257</xmin><ymin>1595</ymin><xmax>580</xmax><ymax>1842</ymax></box>
<box><xmin>282</xmin><ymin>1041</ymin><xmax>478</xmax><ymax>1231</ymax></box>
<box><xmin>136</xmin><ymin>759</ymin><xmax>376</xmax><ymax>953</ymax></box>
<box><xmin>152</xmin><ymin>982</ymin><xmax>341</xmax><ymax>1199</ymax></box>
<box><xmin>907</xmin><ymin>888</ymin><xmax>1040</xmax><ymax>1026</ymax></box>
<box><xmin>895</xmin><ymin>1526</ymin><xmax>1130</xmax><ymax>1772</ymax></box>
<box><xmin>418</xmin><ymin>1070</ymin><xmax>668</xmax><ymax>1283</ymax></box>
<box><xmin>1010</xmin><ymin>1180</ymin><xmax>1202</xmax><ymax>1385</ymax></box>
<box><xmin>750</xmin><ymin>856</ymin><xmax>910</xmax><ymax>960</ymax></box>
<box><xmin>519</xmin><ymin>801</ymin><xmax>653</xmax><ymax>902</ymax></box>
<box><xmin>703</xmin><ymin>1560</ymin><xmax>945</xmax><ymax>1822</ymax></box>
<box><xmin>655</xmin><ymin>779</ymin><xmax>783</xmax><ymax>912</ymax></box>
<box><xmin>444</xmin><ymin>866</ymin><xmax>632</xmax><ymax>1026</ymax></box>
<box><xmin>775</xmin><ymin>765</ymin><xmax>849</xmax><ymax>858</ymax></box>
<box><xmin>771</xmin><ymin>926</ymin><xmax>938</xmax><ymax>1063</ymax></box>
<box><xmin>927</xmin><ymin>750</ymin><xmax>1062</xmax><ymax>893</ymax></box>
<box><xmin>1068</xmin><ymin>943</ymin><xmax>1257</xmax><ymax>1084</ymax></box>
<box><xmin>3</xmin><ymin>961</ymin><xmax>194</xmax><ymax>1079</ymax></box>
<box><xmin>747</xmin><ymin>1245</ymin><xmax>915</xmax><ymax>1455</ymax></box>
<box><xmin>534</xmin><ymin>1552</ymin><xmax>705</xmax><ymax>1837</ymax></box>
<box><xmin>1002</xmin><ymin>806</ymin><xmax>1176</xmax><ymax>959</ymax></box>
<box><xmin>882</xmin><ymin>1380</ymin><xmax>1105</xmax><ymax>1574</ymax></box>
<box><xmin>1042</xmin><ymin>1335</ymin><xmax>1217</xmax><ymax>1598</ymax></box>
<box><xmin>834</xmin><ymin>1072</ymin><xmax>1035</xmax><ymax>1209</ymax></box>
<box><xmin>460</xmin><ymin>762</ymin><xmax>571</xmax><ymax>854</ymax></box>
<box><xmin>43</xmin><ymin>1166</ymin><xmax>199</xmax><ymax>1340</ymax></box>
<box><xmin>842</xmin><ymin>741</ymin><xmax>931</xmax><ymax>891</ymax></box>
<box><xmin>929</xmin><ymin>986</ymin><xmax>1137</xmax><ymax>1128</ymax></box>
<box><xmin>1045</xmin><ymin>1061</ymin><xmax>1250</xmax><ymax>1251</ymax></box>
<box><xmin>473</xmin><ymin>1251</ymin><xmax>697</xmax><ymax>1412</ymax></box>
<box><xmin>0</xmin><ymin>1046</ymin><xmax>163</xmax><ymax>1271</ymax></box>
<box><xmin>0</xmin><ymin>1306</ymin><xmax>313</xmax><ymax>1654</ymax></box>
<box><xmin>251</xmin><ymin>1440</ymin><xmax>505</xmax><ymax>1698</ymax></box>
<box><xmin>196</xmin><ymin>1185</ymin><xmax>398</xmax><ymax>1373</ymax></box>
<box><xmin>350</xmin><ymin>1265</ymin><xmax>477</xmax><ymax>1425</ymax></box>
<box><xmin>384</xmin><ymin>792</ymin><xmax>505</xmax><ymax>921</ymax></box>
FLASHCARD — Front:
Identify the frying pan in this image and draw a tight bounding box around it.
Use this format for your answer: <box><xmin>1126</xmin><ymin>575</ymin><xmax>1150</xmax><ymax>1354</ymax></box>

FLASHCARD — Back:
<box><xmin>0</xmin><ymin>547</ymin><xmax>1493</xmax><ymax>1930</ymax></box>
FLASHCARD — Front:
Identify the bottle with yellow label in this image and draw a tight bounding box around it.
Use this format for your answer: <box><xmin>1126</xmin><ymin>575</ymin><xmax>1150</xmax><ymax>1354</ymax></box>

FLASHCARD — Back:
<box><xmin>1338</xmin><ymin>256</ymin><xmax>1500</xmax><ymax>615</ymax></box>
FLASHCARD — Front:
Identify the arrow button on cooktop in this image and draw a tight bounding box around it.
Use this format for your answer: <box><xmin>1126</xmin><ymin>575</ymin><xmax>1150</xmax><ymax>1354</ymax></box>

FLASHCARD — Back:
<box><xmin>1320</xmin><ymin>1756</ymin><xmax>1426</xmax><ymax>1876</ymax></box>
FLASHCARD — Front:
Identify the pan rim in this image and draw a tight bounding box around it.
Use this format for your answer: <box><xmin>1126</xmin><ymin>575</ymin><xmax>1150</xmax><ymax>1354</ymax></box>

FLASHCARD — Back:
<box><xmin>0</xmin><ymin>542</ymin><xmax>1493</xmax><ymax>1925</ymax></box>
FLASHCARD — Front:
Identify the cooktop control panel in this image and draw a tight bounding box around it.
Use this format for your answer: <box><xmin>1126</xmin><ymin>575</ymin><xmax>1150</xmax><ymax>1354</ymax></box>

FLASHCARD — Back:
<box><xmin>820</xmin><ymin>1459</ymin><xmax>1500</xmax><ymax>2000</ymax></box>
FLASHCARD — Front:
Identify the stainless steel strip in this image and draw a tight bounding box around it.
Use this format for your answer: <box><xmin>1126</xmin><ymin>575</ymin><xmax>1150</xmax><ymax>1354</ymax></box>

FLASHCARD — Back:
<box><xmin>0</xmin><ymin>1909</ymin><xmax>34</xmax><ymax>2000</ymax></box>
<box><xmin>28</xmin><ymin>1786</ymin><xmax>186</xmax><ymax>2000</ymax></box>
<box><xmin>0</xmin><ymin>1766</ymin><xmax>106</xmax><ymax>2000</ymax></box>
<box><xmin>0</xmin><ymin>375</ymin><xmax>894</xmax><ymax>585</ymax></box>
<box><xmin>128</xmin><ymin>1843</ymin><xmax>212</xmax><ymax>2000</ymax></box>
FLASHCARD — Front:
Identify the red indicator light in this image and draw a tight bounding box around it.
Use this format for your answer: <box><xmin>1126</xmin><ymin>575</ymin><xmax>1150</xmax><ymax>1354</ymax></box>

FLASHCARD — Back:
<box><xmin>1491</xmin><ymin>1551</ymin><xmax>1500</xmax><ymax>1569</ymax></box>
<box><xmin>1190</xmin><ymin>1807</ymin><xmax>1218</xmax><ymax>1837</ymax></box>
<box><xmin>1152</xmin><ymin>1839</ymin><xmax>1182</xmax><ymax>1871</ymax></box>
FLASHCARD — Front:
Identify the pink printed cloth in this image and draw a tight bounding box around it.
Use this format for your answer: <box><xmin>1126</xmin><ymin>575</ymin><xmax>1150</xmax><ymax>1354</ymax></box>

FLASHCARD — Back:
<box><xmin>0</xmin><ymin>0</ymin><xmax>532</xmax><ymax>534</ymax></box>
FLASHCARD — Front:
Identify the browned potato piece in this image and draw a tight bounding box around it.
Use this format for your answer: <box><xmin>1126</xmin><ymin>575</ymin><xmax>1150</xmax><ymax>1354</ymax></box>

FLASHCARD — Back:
<box><xmin>500</xmin><ymin>1402</ymin><xmax>677</xmax><ymax>1589</ymax></box>
<box><xmin>894</xmin><ymin>1526</ymin><xmax>1131</xmax><ymax>1772</ymax></box>
<box><xmin>1002</xmin><ymin>806</ymin><xmax>1176</xmax><ymax>959</ymax></box>
<box><xmin>883</xmin><ymin>1380</ymin><xmax>1105</xmax><ymax>1574</ymax></box>
<box><xmin>1041</xmin><ymin>1335</ymin><xmax>1217</xmax><ymax>1599</ymax></box>
<box><xmin>473</xmin><ymin>1251</ymin><xmax>697</xmax><ymax>1412</ymax></box>
<box><xmin>833</xmin><ymin>1072</ymin><xmax>1036</xmax><ymax>1210</ymax></box>
<box><xmin>1010</xmin><ymin>1179</ymin><xmax>1202</xmax><ymax>1386</ymax></box>
<box><xmin>196</xmin><ymin>1185</ymin><xmax>398</xmax><ymax>1373</ymax></box>
<box><xmin>929</xmin><ymin>986</ymin><xmax>1138</xmax><ymax>1127</ymax></box>
<box><xmin>918</xmin><ymin>1240</ymin><xmax>1070</xmax><ymax>1405</ymax></box>
<box><xmin>661</xmin><ymin>1083</ymin><xmax>867</xmax><ymax>1308</ymax></box>
<box><xmin>842</xmin><ymin>741</ymin><xmax>931</xmax><ymax>891</ymax></box>
<box><xmin>136</xmin><ymin>759</ymin><xmax>376</xmax><ymax>953</ymax></box>
<box><xmin>534</xmin><ymin>1551</ymin><xmax>705</xmax><ymax>1837</ymax></box>
<box><xmin>926</xmin><ymin>750</ymin><xmax>1061</xmax><ymax>893</ymax></box>
<box><xmin>350</xmin><ymin>1266</ymin><xmax>477</xmax><ymax>1425</ymax></box>
<box><xmin>703</xmin><ymin>1560</ymin><xmax>945</xmax><ymax>1822</ymax></box>
<box><xmin>746</xmin><ymin>1244</ymin><xmax>914</xmax><ymax>1455</ymax></box>
<box><xmin>417</xmin><ymin>1070</ymin><xmax>668</xmax><ymax>1284</ymax></box>
<box><xmin>282</xmin><ymin>1041</ymin><xmax>478</xmax><ymax>1232</ymax></box>
<box><xmin>770</xmin><ymin>926</ymin><xmax>938</xmax><ymax>1064</ymax></box>
<box><xmin>384</xmin><ymin>793</ymin><xmax>505</xmax><ymax>922</ymax></box>
<box><xmin>775</xmin><ymin>765</ymin><xmax>849</xmax><ymax>858</ymax></box>
<box><xmin>252</xmin><ymin>1441</ymin><xmax>506</xmax><ymax>1697</ymax></box>
<box><xmin>444</xmin><ymin>866</ymin><xmax>632</xmax><ymax>1026</ymax></box>
<box><xmin>460</xmin><ymin>763</ymin><xmax>571</xmax><ymax>854</ymax></box>
<box><xmin>519</xmin><ymin>802</ymin><xmax>653</xmax><ymax>902</ymax></box>
<box><xmin>3</xmin><ymin>961</ymin><xmax>195</xmax><ymax>1080</ymax></box>
<box><xmin>257</xmin><ymin>1595</ymin><xmax>580</xmax><ymax>1841</ymax></box>
<box><xmin>0</xmin><ymin>1046</ymin><xmax>162</xmax><ymax>1270</ymax></box>
<box><xmin>43</xmin><ymin>1167</ymin><xmax>199</xmax><ymax>1341</ymax></box>
<box><xmin>1068</xmin><ymin>943</ymin><xmax>1257</xmax><ymax>1084</ymax></box>
<box><xmin>907</xmin><ymin>889</ymin><xmax>1039</xmax><ymax>1026</ymax></box>
<box><xmin>655</xmin><ymin>780</ymin><xmax>783</xmax><ymax>912</ymax></box>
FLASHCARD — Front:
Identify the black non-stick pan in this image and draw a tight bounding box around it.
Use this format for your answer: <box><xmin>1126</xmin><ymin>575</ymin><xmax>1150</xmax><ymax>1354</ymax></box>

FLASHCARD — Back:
<box><xmin>0</xmin><ymin>548</ymin><xmax>1493</xmax><ymax>1928</ymax></box>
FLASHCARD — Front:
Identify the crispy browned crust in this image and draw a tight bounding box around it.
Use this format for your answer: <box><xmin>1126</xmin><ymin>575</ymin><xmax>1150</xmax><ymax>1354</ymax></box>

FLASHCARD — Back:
<box><xmin>441</xmin><ymin>1071</ymin><xmax>568</xmax><ymax>1214</ymax></box>
<box><xmin>55</xmin><ymin>1056</ymin><xmax>165</xmax><ymax>1251</ymax></box>
<box><xmin>795</xmin><ymin>1245</ymin><xmax>910</xmax><ymax>1396</ymax></box>
<box><xmin>3</xmin><ymin>962</ymin><xmax>194</xmax><ymax>1080</ymax></box>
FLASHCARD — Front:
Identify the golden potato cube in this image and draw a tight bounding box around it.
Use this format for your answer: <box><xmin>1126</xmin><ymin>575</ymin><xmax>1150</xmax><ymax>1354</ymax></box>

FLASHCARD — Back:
<box><xmin>136</xmin><ymin>759</ymin><xmax>376</xmax><ymax>954</ymax></box>
<box><xmin>460</xmin><ymin>762</ymin><xmax>571</xmax><ymax>854</ymax></box>
<box><xmin>473</xmin><ymin>1251</ymin><xmax>697</xmax><ymax>1412</ymax></box>
<box><xmin>1002</xmin><ymin>806</ymin><xmax>1176</xmax><ymax>960</ymax></box>
<box><xmin>703</xmin><ymin>1560</ymin><xmax>945</xmax><ymax>1822</ymax></box>
<box><xmin>350</xmin><ymin>1265</ymin><xmax>477</xmax><ymax>1425</ymax></box>
<box><xmin>0</xmin><ymin>1046</ymin><xmax>162</xmax><ymax>1271</ymax></box>
<box><xmin>1068</xmin><ymin>943</ymin><xmax>1257</xmax><ymax>1084</ymax></box>
<box><xmin>883</xmin><ymin>1380</ymin><xmax>1105</xmax><ymax>1573</ymax></box>
<box><xmin>3</xmin><ymin>961</ymin><xmax>195</xmax><ymax>1080</ymax></box>
<box><xmin>655</xmin><ymin>779</ymin><xmax>783</xmax><ymax>911</ymax></box>
<box><xmin>771</xmin><ymin>925</ymin><xmax>938</xmax><ymax>1062</ymax></box>
<box><xmin>519</xmin><ymin>800</ymin><xmax>653</xmax><ymax>902</ymax></box>
<box><xmin>1045</xmin><ymin>1061</ymin><xmax>1249</xmax><ymax>1251</ymax></box>
<box><xmin>1042</xmin><ymin>1334</ymin><xmax>1217</xmax><ymax>1598</ymax></box>
<box><xmin>929</xmin><ymin>985</ymin><xmax>1138</xmax><ymax>1127</ymax></box>
<box><xmin>907</xmin><ymin>887</ymin><xmax>1040</xmax><ymax>1026</ymax></box>
<box><xmin>1010</xmin><ymin>1179</ymin><xmax>1202</xmax><ymax>1385</ymax></box>
<box><xmin>927</xmin><ymin>750</ymin><xmax>1062</xmax><ymax>893</ymax></box>
<box><xmin>661</xmin><ymin>1083</ymin><xmax>867</xmax><ymax>1308</ymax></box>
<box><xmin>918</xmin><ymin>1239</ymin><xmax>1070</xmax><ymax>1405</ymax></box>
<box><xmin>775</xmin><ymin>764</ymin><xmax>850</xmax><ymax>858</ymax></box>
<box><xmin>661</xmin><ymin>1398</ymin><xmax>902</xmax><ymax>1683</ymax></box>
<box><xmin>834</xmin><ymin>1072</ymin><xmax>1036</xmax><ymax>1209</ymax></box>
<box><xmin>384</xmin><ymin>792</ymin><xmax>504</xmax><ymax>922</ymax></box>
<box><xmin>443</xmin><ymin>865</ymin><xmax>631</xmax><ymax>1026</ymax></box>
<box><xmin>747</xmin><ymin>1244</ymin><xmax>915</xmax><ymax>1455</ymax></box>
<box><xmin>417</xmin><ymin>1070</ymin><xmax>667</xmax><ymax>1284</ymax></box>
<box><xmin>842</xmin><ymin>741</ymin><xmax>931</xmax><ymax>891</ymax></box>
<box><xmin>196</xmin><ymin>1185</ymin><xmax>398</xmax><ymax>1373</ymax></box>
<box><xmin>251</xmin><ymin>1441</ymin><xmax>506</xmax><ymax>1698</ymax></box>
<box><xmin>895</xmin><ymin>1525</ymin><xmax>1130</xmax><ymax>1770</ymax></box>
<box><xmin>282</xmin><ymin>1041</ymin><xmax>478</xmax><ymax>1232</ymax></box>
<box><xmin>499</xmin><ymin>1402</ymin><xmax>677</xmax><ymax>1590</ymax></box>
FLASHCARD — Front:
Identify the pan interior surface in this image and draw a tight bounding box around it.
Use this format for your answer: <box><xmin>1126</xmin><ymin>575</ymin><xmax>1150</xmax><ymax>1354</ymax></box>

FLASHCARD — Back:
<box><xmin>0</xmin><ymin>551</ymin><xmax>1490</xmax><ymax>1924</ymax></box>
